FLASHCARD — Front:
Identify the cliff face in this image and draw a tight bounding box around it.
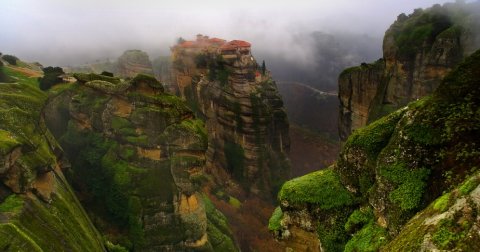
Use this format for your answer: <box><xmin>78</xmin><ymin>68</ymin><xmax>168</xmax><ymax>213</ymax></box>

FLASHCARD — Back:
<box><xmin>117</xmin><ymin>50</ymin><xmax>154</xmax><ymax>78</ymax></box>
<box><xmin>271</xmin><ymin>48</ymin><xmax>480</xmax><ymax>251</ymax></box>
<box><xmin>0</xmin><ymin>70</ymin><xmax>105</xmax><ymax>250</ymax></box>
<box><xmin>44</xmin><ymin>73</ymin><xmax>236</xmax><ymax>251</ymax></box>
<box><xmin>171</xmin><ymin>36</ymin><xmax>290</xmax><ymax>196</ymax></box>
<box><xmin>339</xmin><ymin>2</ymin><xmax>480</xmax><ymax>140</ymax></box>
<box><xmin>64</xmin><ymin>49</ymin><xmax>155</xmax><ymax>79</ymax></box>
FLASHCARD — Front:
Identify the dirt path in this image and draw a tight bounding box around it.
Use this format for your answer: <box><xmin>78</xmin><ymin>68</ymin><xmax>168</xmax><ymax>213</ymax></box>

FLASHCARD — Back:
<box><xmin>6</xmin><ymin>66</ymin><xmax>43</xmax><ymax>78</ymax></box>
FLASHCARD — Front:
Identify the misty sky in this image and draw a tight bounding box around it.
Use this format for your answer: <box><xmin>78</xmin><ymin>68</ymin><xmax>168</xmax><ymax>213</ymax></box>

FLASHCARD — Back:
<box><xmin>1</xmin><ymin>0</ymin><xmax>457</xmax><ymax>66</ymax></box>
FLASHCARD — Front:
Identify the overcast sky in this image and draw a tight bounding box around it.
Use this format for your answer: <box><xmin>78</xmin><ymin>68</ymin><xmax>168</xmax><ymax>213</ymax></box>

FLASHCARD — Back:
<box><xmin>0</xmin><ymin>0</ymin><xmax>458</xmax><ymax>65</ymax></box>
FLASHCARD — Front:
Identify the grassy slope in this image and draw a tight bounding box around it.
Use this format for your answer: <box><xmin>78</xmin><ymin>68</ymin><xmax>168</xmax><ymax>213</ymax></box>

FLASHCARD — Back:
<box><xmin>0</xmin><ymin>67</ymin><xmax>105</xmax><ymax>251</ymax></box>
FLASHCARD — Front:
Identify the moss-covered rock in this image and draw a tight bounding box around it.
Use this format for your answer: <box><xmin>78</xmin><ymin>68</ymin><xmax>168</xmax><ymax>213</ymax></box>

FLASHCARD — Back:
<box><xmin>271</xmin><ymin>49</ymin><xmax>480</xmax><ymax>251</ymax></box>
<box><xmin>45</xmin><ymin>71</ymin><xmax>237</xmax><ymax>251</ymax></box>
<box><xmin>339</xmin><ymin>1</ymin><xmax>480</xmax><ymax>140</ymax></box>
<box><xmin>0</xmin><ymin>67</ymin><xmax>105</xmax><ymax>251</ymax></box>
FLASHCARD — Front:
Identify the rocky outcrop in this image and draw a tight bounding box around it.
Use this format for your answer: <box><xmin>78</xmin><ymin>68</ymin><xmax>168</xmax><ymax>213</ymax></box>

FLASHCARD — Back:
<box><xmin>171</xmin><ymin>35</ymin><xmax>290</xmax><ymax>196</ymax></box>
<box><xmin>45</xmin><ymin>73</ymin><xmax>237</xmax><ymax>251</ymax></box>
<box><xmin>271</xmin><ymin>48</ymin><xmax>480</xmax><ymax>251</ymax></box>
<box><xmin>0</xmin><ymin>74</ymin><xmax>105</xmax><ymax>250</ymax></box>
<box><xmin>339</xmin><ymin>2</ymin><xmax>480</xmax><ymax>140</ymax></box>
<box><xmin>117</xmin><ymin>50</ymin><xmax>154</xmax><ymax>78</ymax></box>
<box><xmin>65</xmin><ymin>50</ymin><xmax>155</xmax><ymax>79</ymax></box>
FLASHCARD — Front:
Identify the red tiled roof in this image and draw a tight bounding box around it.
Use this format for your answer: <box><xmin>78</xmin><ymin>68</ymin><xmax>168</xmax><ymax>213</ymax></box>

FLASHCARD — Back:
<box><xmin>208</xmin><ymin>38</ymin><xmax>226</xmax><ymax>45</ymax></box>
<box><xmin>178</xmin><ymin>41</ymin><xmax>197</xmax><ymax>48</ymax></box>
<box><xmin>220</xmin><ymin>40</ymin><xmax>251</xmax><ymax>51</ymax></box>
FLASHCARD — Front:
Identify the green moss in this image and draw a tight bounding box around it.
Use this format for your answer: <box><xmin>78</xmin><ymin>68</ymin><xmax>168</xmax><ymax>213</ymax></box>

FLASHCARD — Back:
<box><xmin>316</xmin><ymin>211</ymin><xmax>351</xmax><ymax>252</ymax></box>
<box><xmin>458</xmin><ymin>176</ymin><xmax>479</xmax><ymax>195</ymax></box>
<box><xmin>105</xmin><ymin>240</ymin><xmax>129</xmax><ymax>252</ymax></box>
<box><xmin>202</xmin><ymin>195</ymin><xmax>238</xmax><ymax>251</ymax></box>
<box><xmin>344</xmin><ymin>222</ymin><xmax>388</xmax><ymax>252</ymax></box>
<box><xmin>0</xmin><ymin>129</ymin><xmax>21</xmax><ymax>154</ymax></box>
<box><xmin>125</xmin><ymin>135</ymin><xmax>148</xmax><ymax>145</ymax></box>
<box><xmin>118</xmin><ymin>145</ymin><xmax>136</xmax><ymax>160</ymax></box>
<box><xmin>379</xmin><ymin>162</ymin><xmax>430</xmax><ymax>211</ymax></box>
<box><xmin>268</xmin><ymin>207</ymin><xmax>283</xmax><ymax>231</ymax></box>
<box><xmin>131</xmin><ymin>73</ymin><xmax>164</xmax><ymax>91</ymax></box>
<box><xmin>228</xmin><ymin>196</ymin><xmax>241</xmax><ymax>209</ymax></box>
<box><xmin>73</xmin><ymin>72</ymin><xmax>121</xmax><ymax>84</ymax></box>
<box><xmin>0</xmin><ymin>194</ymin><xmax>24</xmax><ymax>213</ymax></box>
<box><xmin>278</xmin><ymin>168</ymin><xmax>354</xmax><ymax>208</ymax></box>
<box><xmin>0</xmin><ymin>223</ymin><xmax>43</xmax><ymax>252</ymax></box>
<box><xmin>432</xmin><ymin>218</ymin><xmax>472</xmax><ymax>250</ymax></box>
<box><xmin>345</xmin><ymin>109</ymin><xmax>404</xmax><ymax>159</ymax></box>
<box><xmin>344</xmin><ymin>207</ymin><xmax>374</xmax><ymax>233</ymax></box>
<box><xmin>393</xmin><ymin>9</ymin><xmax>453</xmax><ymax>59</ymax></box>
<box><xmin>433</xmin><ymin>193</ymin><xmax>451</xmax><ymax>212</ymax></box>
<box><xmin>180</xmin><ymin>119</ymin><xmax>208</xmax><ymax>145</ymax></box>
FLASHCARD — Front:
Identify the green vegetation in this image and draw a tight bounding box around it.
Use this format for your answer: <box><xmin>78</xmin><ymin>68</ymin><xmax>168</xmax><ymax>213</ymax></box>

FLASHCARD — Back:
<box><xmin>101</xmin><ymin>71</ymin><xmax>114</xmax><ymax>77</ymax></box>
<box><xmin>73</xmin><ymin>72</ymin><xmax>121</xmax><ymax>84</ymax></box>
<box><xmin>433</xmin><ymin>193</ymin><xmax>451</xmax><ymax>212</ymax></box>
<box><xmin>345</xmin><ymin>109</ymin><xmax>404</xmax><ymax>159</ymax></box>
<box><xmin>0</xmin><ymin>129</ymin><xmax>21</xmax><ymax>154</ymax></box>
<box><xmin>393</xmin><ymin>8</ymin><xmax>453</xmax><ymax>59</ymax></box>
<box><xmin>432</xmin><ymin>217</ymin><xmax>472</xmax><ymax>250</ymax></box>
<box><xmin>344</xmin><ymin>207</ymin><xmax>374</xmax><ymax>233</ymax></box>
<box><xmin>39</xmin><ymin>66</ymin><xmax>64</xmax><ymax>90</ymax></box>
<box><xmin>458</xmin><ymin>176</ymin><xmax>479</xmax><ymax>195</ymax></box>
<box><xmin>131</xmin><ymin>73</ymin><xmax>164</xmax><ymax>91</ymax></box>
<box><xmin>203</xmin><ymin>195</ymin><xmax>238</xmax><ymax>251</ymax></box>
<box><xmin>195</xmin><ymin>53</ymin><xmax>208</xmax><ymax>68</ymax></box>
<box><xmin>228</xmin><ymin>196</ymin><xmax>241</xmax><ymax>209</ymax></box>
<box><xmin>2</xmin><ymin>66</ymin><xmax>39</xmax><ymax>87</ymax></box>
<box><xmin>208</xmin><ymin>55</ymin><xmax>231</xmax><ymax>86</ymax></box>
<box><xmin>344</xmin><ymin>222</ymin><xmax>388</xmax><ymax>252</ymax></box>
<box><xmin>0</xmin><ymin>194</ymin><xmax>24</xmax><ymax>213</ymax></box>
<box><xmin>339</xmin><ymin>59</ymin><xmax>384</xmax><ymax>78</ymax></box>
<box><xmin>224</xmin><ymin>141</ymin><xmax>245</xmax><ymax>182</ymax></box>
<box><xmin>2</xmin><ymin>54</ymin><xmax>19</xmax><ymax>65</ymax></box>
<box><xmin>380</xmin><ymin>162</ymin><xmax>430</xmax><ymax>211</ymax></box>
<box><xmin>268</xmin><ymin>207</ymin><xmax>283</xmax><ymax>231</ymax></box>
<box><xmin>105</xmin><ymin>240</ymin><xmax>129</xmax><ymax>252</ymax></box>
<box><xmin>278</xmin><ymin>168</ymin><xmax>354</xmax><ymax>209</ymax></box>
<box><xmin>0</xmin><ymin>62</ymin><xmax>105</xmax><ymax>251</ymax></box>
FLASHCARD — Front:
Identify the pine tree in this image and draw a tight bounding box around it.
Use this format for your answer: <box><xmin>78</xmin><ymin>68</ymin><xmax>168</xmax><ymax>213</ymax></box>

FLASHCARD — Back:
<box><xmin>261</xmin><ymin>60</ymin><xmax>266</xmax><ymax>75</ymax></box>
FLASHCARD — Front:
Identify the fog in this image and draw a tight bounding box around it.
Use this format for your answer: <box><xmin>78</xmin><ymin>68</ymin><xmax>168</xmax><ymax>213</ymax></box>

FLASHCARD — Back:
<box><xmin>1</xmin><ymin>0</ymin><xmax>458</xmax><ymax>67</ymax></box>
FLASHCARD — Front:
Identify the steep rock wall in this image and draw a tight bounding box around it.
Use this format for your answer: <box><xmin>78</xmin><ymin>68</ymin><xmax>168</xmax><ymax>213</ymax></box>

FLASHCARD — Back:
<box><xmin>339</xmin><ymin>2</ymin><xmax>480</xmax><ymax>140</ymax></box>
<box><xmin>172</xmin><ymin>37</ymin><xmax>290</xmax><ymax>196</ymax></box>
<box><xmin>271</xmin><ymin>48</ymin><xmax>480</xmax><ymax>251</ymax></box>
<box><xmin>45</xmin><ymin>73</ymin><xmax>237</xmax><ymax>251</ymax></box>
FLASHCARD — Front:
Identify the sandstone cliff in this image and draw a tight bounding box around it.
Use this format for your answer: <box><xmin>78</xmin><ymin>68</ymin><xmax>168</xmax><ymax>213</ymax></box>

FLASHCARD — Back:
<box><xmin>171</xmin><ymin>35</ymin><xmax>290</xmax><ymax>196</ymax></box>
<box><xmin>44</xmin><ymin>73</ymin><xmax>237</xmax><ymax>251</ymax></box>
<box><xmin>339</xmin><ymin>2</ymin><xmax>480</xmax><ymax>140</ymax></box>
<box><xmin>64</xmin><ymin>49</ymin><xmax>155</xmax><ymax>79</ymax></box>
<box><xmin>0</xmin><ymin>69</ymin><xmax>105</xmax><ymax>251</ymax></box>
<box><xmin>270</xmin><ymin>48</ymin><xmax>480</xmax><ymax>251</ymax></box>
<box><xmin>117</xmin><ymin>50</ymin><xmax>154</xmax><ymax>78</ymax></box>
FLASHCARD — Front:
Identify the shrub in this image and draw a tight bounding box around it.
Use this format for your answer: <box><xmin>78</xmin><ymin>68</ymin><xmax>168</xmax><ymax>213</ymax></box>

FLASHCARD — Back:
<box><xmin>2</xmin><ymin>54</ymin><xmax>18</xmax><ymax>65</ymax></box>
<box><xmin>101</xmin><ymin>71</ymin><xmax>114</xmax><ymax>77</ymax></box>
<box><xmin>39</xmin><ymin>66</ymin><xmax>64</xmax><ymax>90</ymax></box>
